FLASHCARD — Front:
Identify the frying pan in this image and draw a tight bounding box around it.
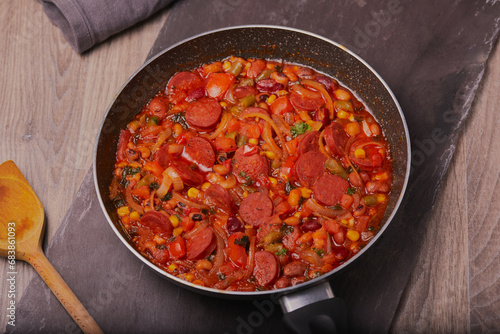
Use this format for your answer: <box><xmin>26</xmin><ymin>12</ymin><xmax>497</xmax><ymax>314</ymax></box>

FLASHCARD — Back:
<box><xmin>94</xmin><ymin>25</ymin><xmax>410</xmax><ymax>333</ymax></box>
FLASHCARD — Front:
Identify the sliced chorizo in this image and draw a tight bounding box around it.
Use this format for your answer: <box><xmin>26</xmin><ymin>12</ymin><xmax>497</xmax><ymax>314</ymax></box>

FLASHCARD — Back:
<box><xmin>324</xmin><ymin>122</ymin><xmax>348</xmax><ymax>157</ymax></box>
<box><xmin>139</xmin><ymin>211</ymin><xmax>173</xmax><ymax>238</ymax></box>
<box><xmin>296</xmin><ymin>131</ymin><xmax>320</xmax><ymax>156</ymax></box>
<box><xmin>253</xmin><ymin>251</ymin><xmax>279</xmax><ymax>286</ymax></box>
<box><xmin>283</xmin><ymin>260</ymin><xmax>308</xmax><ymax>278</ymax></box>
<box><xmin>167</xmin><ymin>71</ymin><xmax>205</xmax><ymax>104</ymax></box>
<box><xmin>170</xmin><ymin>159</ymin><xmax>204</xmax><ymax>186</ymax></box>
<box><xmin>239</xmin><ymin>191</ymin><xmax>273</xmax><ymax>226</ymax></box>
<box><xmin>232</xmin><ymin>145</ymin><xmax>269</xmax><ymax>184</ymax></box>
<box><xmin>313</xmin><ymin>174</ymin><xmax>349</xmax><ymax>206</ymax></box>
<box><xmin>185</xmin><ymin>98</ymin><xmax>222</xmax><ymax>130</ymax></box>
<box><xmin>205</xmin><ymin>184</ymin><xmax>234</xmax><ymax>215</ymax></box>
<box><xmin>183</xmin><ymin>137</ymin><xmax>215</xmax><ymax>170</ymax></box>
<box><xmin>294</xmin><ymin>150</ymin><xmax>327</xmax><ymax>187</ymax></box>
<box><xmin>186</xmin><ymin>227</ymin><xmax>216</xmax><ymax>260</ymax></box>
<box><xmin>290</xmin><ymin>84</ymin><xmax>324</xmax><ymax>111</ymax></box>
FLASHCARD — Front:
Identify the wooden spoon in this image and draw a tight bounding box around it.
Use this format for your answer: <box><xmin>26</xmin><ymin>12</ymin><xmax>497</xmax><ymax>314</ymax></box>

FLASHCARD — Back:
<box><xmin>0</xmin><ymin>160</ymin><xmax>103</xmax><ymax>334</ymax></box>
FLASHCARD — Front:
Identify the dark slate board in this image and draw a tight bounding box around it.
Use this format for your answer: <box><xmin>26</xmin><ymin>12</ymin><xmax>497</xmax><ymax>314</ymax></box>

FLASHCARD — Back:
<box><xmin>10</xmin><ymin>0</ymin><xmax>500</xmax><ymax>333</ymax></box>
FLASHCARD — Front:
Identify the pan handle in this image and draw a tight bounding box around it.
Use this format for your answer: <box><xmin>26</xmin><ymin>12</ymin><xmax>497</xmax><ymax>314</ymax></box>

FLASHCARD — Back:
<box><xmin>280</xmin><ymin>281</ymin><xmax>348</xmax><ymax>334</ymax></box>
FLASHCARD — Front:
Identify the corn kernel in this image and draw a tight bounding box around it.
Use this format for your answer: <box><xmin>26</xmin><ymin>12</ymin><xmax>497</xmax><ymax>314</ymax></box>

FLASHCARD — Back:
<box><xmin>341</xmin><ymin>219</ymin><xmax>348</xmax><ymax>226</ymax></box>
<box><xmin>300</xmin><ymin>187</ymin><xmax>312</xmax><ymax>199</ymax></box>
<box><xmin>277</xmin><ymin>90</ymin><xmax>288</xmax><ymax>96</ymax></box>
<box><xmin>377</xmin><ymin>194</ymin><xmax>387</xmax><ymax>203</ymax></box>
<box><xmin>129</xmin><ymin>211</ymin><xmax>140</xmax><ymax>221</ymax></box>
<box><xmin>346</xmin><ymin>230</ymin><xmax>360</xmax><ymax>242</ymax></box>
<box><xmin>201</xmin><ymin>182</ymin><xmax>211</xmax><ymax>191</ymax></box>
<box><xmin>117</xmin><ymin>206</ymin><xmax>130</xmax><ymax>217</ymax></box>
<box><xmin>337</xmin><ymin>110</ymin><xmax>350</xmax><ymax>119</ymax></box>
<box><xmin>266</xmin><ymin>94</ymin><xmax>277</xmax><ymax>104</ymax></box>
<box><xmin>187</xmin><ymin>187</ymin><xmax>200</xmax><ymax>198</ymax></box>
<box><xmin>169</xmin><ymin>215</ymin><xmax>180</xmax><ymax>227</ymax></box>
<box><xmin>220</xmin><ymin>101</ymin><xmax>228</xmax><ymax>108</ymax></box>
<box><xmin>288</xmin><ymin>188</ymin><xmax>302</xmax><ymax>206</ymax></box>
<box><xmin>263</xmin><ymin>150</ymin><xmax>276</xmax><ymax>160</ymax></box>
<box><xmin>243</xmin><ymin>191</ymin><xmax>249</xmax><ymax>198</ymax></box>
<box><xmin>248</xmin><ymin>138</ymin><xmax>259</xmax><ymax>145</ymax></box>
<box><xmin>173</xmin><ymin>227</ymin><xmax>183</xmax><ymax>236</ymax></box>
<box><xmin>348</xmin><ymin>114</ymin><xmax>356</xmax><ymax>122</ymax></box>
<box><xmin>348</xmin><ymin>217</ymin><xmax>355</xmax><ymax>227</ymax></box>
<box><xmin>268</xmin><ymin>177</ymin><xmax>278</xmax><ymax>187</ymax></box>
<box><xmin>294</xmin><ymin>212</ymin><xmax>302</xmax><ymax>218</ymax></box>
<box><xmin>223</xmin><ymin>61</ymin><xmax>231</xmax><ymax>70</ymax></box>
<box><xmin>354</xmin><ymin>148</ymin><xmax>366</xmax><ymax>159</ymax></box>
<box><xmin>185</xmin><ymin>273</ymin><xmax>195</xmax><ymax>282</ymax></box>
<box><xmin>173</xmin><ymin>123</ymin><xmax>183</xmax><ymax>136</ymax></box>
<box><xmin>168</xmin><ymin>264</ymin><xmax>178</xmax><ymax>272</ymax></box>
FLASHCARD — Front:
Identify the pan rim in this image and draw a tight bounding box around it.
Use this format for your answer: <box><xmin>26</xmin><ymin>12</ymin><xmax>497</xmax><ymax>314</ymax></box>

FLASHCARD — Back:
<box><xmin>93</xmin><ymin>24</ymin><xmax>411</xmax><ymax>298</ymax></box>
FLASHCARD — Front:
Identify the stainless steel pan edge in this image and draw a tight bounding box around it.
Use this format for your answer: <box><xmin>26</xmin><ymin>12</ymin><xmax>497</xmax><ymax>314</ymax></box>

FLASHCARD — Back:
<box><xmin>93</xmin><ymin>25</ymin><xmax>411</xmax><ymax>301</ymax></box>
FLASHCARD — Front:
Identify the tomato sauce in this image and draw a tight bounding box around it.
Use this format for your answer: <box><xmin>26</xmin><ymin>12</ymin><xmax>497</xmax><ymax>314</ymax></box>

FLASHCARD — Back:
<box><xmin>109</xmin><ymin>57</ymin><xmax>392</xmax><ymax>291</ymax></box>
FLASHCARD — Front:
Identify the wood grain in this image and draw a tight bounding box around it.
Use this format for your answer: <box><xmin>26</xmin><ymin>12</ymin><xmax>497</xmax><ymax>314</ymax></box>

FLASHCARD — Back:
<box><xmin>0</xmin><ymin>0</ymin><xmax>168</xmax><ymax>331</ymax></box>
<box><xmin>1</xmin><ymin>0</ymin><xmax>499</xmax><ymax>332</ymax></box>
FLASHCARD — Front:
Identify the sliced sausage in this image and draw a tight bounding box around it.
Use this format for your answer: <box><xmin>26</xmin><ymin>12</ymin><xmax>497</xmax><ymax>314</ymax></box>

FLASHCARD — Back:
<box><xmin>139</xmin><ymin>211</ymin><xmax>173</xmax><ymax>238</ymax></box>
<box><xmin>253</xmin><ymin>251</ymin><xmax>279</xmax><ymax>286</ymax></box>
<box><xmin>170</xmin><ymin>159</ymin><xmax>204</xmax><ymax>186</ymax></box>
<box><xmin>294</xmin><ymin>150</ymin><xmax>327</xmax><ymax>187</ymax></box>
<box><xmin>232</xmin><ymin>145</ymin><xmax>269</xmax><ymax>184</ymax></box>
<box><xmin>313</xmin><ymin>174</ymin><xmax>349</xmax><ymax>206</ymax></box>
<box><xmin>241</xmin><ymin>106</ymin><xmax>270</xmax><ymax>117</ymax></box>
<box><xmin>205</xmin><ymin>184</ymin><xmax>234</xmax><ymax>215</ymax></box>
<box><xmin>296</xmin><ymin>131</ymin><xmax>320</xmax><ymax>156</ymax></box>
<box><xmin>155</xmin><ymin>145</ymin><xmax>170</xmax><ymax>169</ymax></box>
<box><xmin>185</xmin><ymin>98</ymin><xmax>222</xmax><ymax>130</ymax></box>
<box><xmin>239</xmin><ymin>191</ymin><xmax>273</xmax><ymax>226</ymax></box>
<box><xmin>282</xmin><ymin>226</ymin><xmax>300</xmax><ymax>252</ymax></box>
<box><xmin>167</xmin><ymin>71</ymin><xmax>205</xmax><ymax>104</ymax></box>
<box><xmin>183</xmin><ymin>137</ymin><xmax>215</xmax><ymax>170</ymax></box>
<box><xmin>324</xmin><ymin>122</ymin><xmax>348</xmax><ymax>157</ymax></box>
<box><xmin>283</xmin><ymin>260</ymin><xmax>308</xmax><ymax>278</ymax></box>
<box><xmin>290</xmin><ymin>85</ymin><xmax>324</xmax><ymax>111</ymax></box>
<box><xmin>186</xmin><ymin>227</ymin><xmax>216</xmax><ymax>260</ymax></box>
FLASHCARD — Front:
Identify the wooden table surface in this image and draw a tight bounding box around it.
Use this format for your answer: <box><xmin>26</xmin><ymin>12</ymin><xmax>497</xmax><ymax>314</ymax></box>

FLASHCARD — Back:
<box><xmin>1</xmin><ymin>1</ymin><xmax>499</xmax><ymax>332</ymax></box>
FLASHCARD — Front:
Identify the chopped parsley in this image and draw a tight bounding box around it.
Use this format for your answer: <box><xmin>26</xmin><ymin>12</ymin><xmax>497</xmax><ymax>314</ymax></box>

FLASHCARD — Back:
<box><xmin>149</xmin><ymin>182</ymin><xmax>160</xmax><ymax>191</ymax></box>
<box><xmin>276</xmin><ymin>248</ymin><xmax>288</xmax><ymax>256</ymax></box>
<box><xmin>217</xmin><ymin>273</ymin><xmax>226</xmax><ymax>280</ymax></box>
<box><xmin>113</xmin><ymin>197</ymin><xmax>125</xmax><ymax>208</ymax></box>
<box><xmin>347</xmin><ymin>187</ymin><xmax>356</xmax><ymax>195</ymax></box>
<box><xmin>298</xmin><ymin>195</ymin><xmax>306</xmax><ymax>207</ymax></box>
<box><xmin>201</xmin><ymin>208</ymin><xmax>209</xmax><ymax>215</ymax></box>
<box><xmin>280</xmin><ymin>224</ymin><xmax>294</xmax><ymax>235</ymax></box>
<box><xmin>285</xmin><ymin>182</ymin><xmax>295</xmax><ymax>195</ymax></box>
<box><xmin>149</xmin><ymin>116</ymin><xmax>159</xmax><ymax>125</ymax></box>
<box><xmin>234</xmin><ymin>235</ymin><xmax>249</xmax><ymax>248</ymax></box>
<box><xmin>171</xmin><ymin>111</ymin><xmax>188</xmax><ymax>129</ymax></box>
<box><xmin>290</xmin><ymin>122</ymin><xmax>312</xmax><ymax>138</ymax></box>
<box><xmin>314</xmin><ymin>248</ymin><xmax>325</xmax><ymax>257</ymax></box>
<box><xmin>122</xmin><ymin>166</ymin><xmax>141</xmax><ymax>178</ymax></box>
<box><xmin>239</xmin><ymin>171</ymin><xmax>254</xmax><ymax>185</ymax></box>
<box><xmin>161</xmin><ymin>192</ymin><xmax>172</xmax><ymax>201</ymax></box>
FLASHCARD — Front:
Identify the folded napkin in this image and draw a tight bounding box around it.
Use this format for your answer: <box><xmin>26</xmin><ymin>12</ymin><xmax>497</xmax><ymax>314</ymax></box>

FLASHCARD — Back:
<box><xmin>40</xmin><ymin>0</ymin><xmax>175</xmax><ymax>53</ymax></box>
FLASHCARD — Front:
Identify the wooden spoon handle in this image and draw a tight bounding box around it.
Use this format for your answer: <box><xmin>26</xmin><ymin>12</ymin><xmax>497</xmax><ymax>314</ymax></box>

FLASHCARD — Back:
<box><xmin>26</xmin><ymin>248</ymin><xmax>104</xmax><ymax>334</ymax></box>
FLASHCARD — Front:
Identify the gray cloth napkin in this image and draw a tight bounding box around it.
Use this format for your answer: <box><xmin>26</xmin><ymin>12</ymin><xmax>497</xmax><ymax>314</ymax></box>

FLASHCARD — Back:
<box><xmin>40</xmin><ymin>0</ymin><xmax>175</xmax><ymax>53</ymax></box>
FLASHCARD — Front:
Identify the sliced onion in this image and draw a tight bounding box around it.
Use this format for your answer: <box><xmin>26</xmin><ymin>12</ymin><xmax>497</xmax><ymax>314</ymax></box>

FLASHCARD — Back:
<box><xmin>165</xmin><ymin>167</ymin><xmax>184</xmax><ymax>191</ymax></box>
<box><xmin>304</xmin><ymin>198</ymin><xmax>348</xmax><ymax>218</ymax></box>
<box><xmin>208</xmin><ymin>112</ymin><xmax>231</xmax><ymax>140</ymax></box>
<box><xmin>209</xmin><ymin>226</ymin><xmax>227</xmax><ymax>279</ymax></box>
<box><xmin>183</xmin><ymin>221</ymin><xmax>208</xmax><ymax>239</ymax></box>
<box><xmin>152</xmin><ymin>128</ymin><xmax>172</xmax><ymax>153</ymax></box>
<box><xmin>241</xmin><ymin>112</ymin><xmax>289</xmax><ymax>158</ymax></box>
<box><xmin>156</xmin><ymin>174</ymin><xmax>172</xmax><ymax>199</ymax></box>
<box><xmin>262</xmin><ymin>122</ymin><xmax>283</xmax><ymax>158</ymax></box>
<box><xmin>300</xmin><ymin>249</ymin><xmax>324</xmax><ymax>268</ymax></box>
<box><xmin>125</xmin><ymin>187</ymin><xmax>144</xmax><ymax>214</ymax></box>
<box><xmin>362</xmin><ymin>120</ymin><xmax>372</xmax><ymax>137</ymax></box>
<box><xmin>301</xmin><ymin>79</ymin><xmax>334</xmax><ymax>117</ymax></box>
<box><xmin>244</xmin><ymin>236</ymin><xmax>256</xmax><ymax>280</ymax></box>
<box><xmin>271</xmin><ymin>114</ymin><xmax>291</xmax><ymax>137</ymax></box>
<box><xmin>172</xmin><ymin>191</ymin><xmax>209</xmax><ymax>210</ymax></box>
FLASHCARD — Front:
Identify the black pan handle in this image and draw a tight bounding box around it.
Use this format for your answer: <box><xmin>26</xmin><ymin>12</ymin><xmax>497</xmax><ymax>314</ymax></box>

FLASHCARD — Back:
<box><xmin>280</xmin><ymin>281</ymin><xmax>348</xmax><ymax>334</ymax></box>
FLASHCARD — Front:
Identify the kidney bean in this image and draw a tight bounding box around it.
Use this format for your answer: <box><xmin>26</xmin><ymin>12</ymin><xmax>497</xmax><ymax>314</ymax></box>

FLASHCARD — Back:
<box><xmin>301</xmin><ymin>219</ymin><xmax>321</xmax><ymax>232</ymax></box>
<box><xmin>227</xmin><ymin>216</ymin><xmax>245</xmax><ymax>234</ymax></box>
<box><xmin>256</xmin><ymin>79</ymin><xmax>284</xmax><ymax>93</ymax></box>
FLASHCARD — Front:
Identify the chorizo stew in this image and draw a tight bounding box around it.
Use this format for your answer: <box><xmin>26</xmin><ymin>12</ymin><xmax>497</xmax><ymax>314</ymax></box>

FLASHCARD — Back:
<box><xmin>109</xmin><ymin>57</ymin><xmax>392</xmax><ymax>291</ymax></box>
